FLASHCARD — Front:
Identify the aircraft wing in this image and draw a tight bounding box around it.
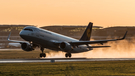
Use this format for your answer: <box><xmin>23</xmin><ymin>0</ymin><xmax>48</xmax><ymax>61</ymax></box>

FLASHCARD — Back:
<box><xmin>69</xmin><ymin>31</ymin><xmax>127</xmax><ymax>45</ymax></box>
<box><xmin>7</xmin><ymin>32</ymin><xmax>29</xmax><ymax>44</ymax></box>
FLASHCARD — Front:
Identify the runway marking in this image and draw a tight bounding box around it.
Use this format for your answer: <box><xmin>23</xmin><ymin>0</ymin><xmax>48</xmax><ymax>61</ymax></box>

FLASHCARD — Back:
<box><xmin>0</xmin><ymin>58</ymin><xmax>135</xmax><ymax>63</ymax></box>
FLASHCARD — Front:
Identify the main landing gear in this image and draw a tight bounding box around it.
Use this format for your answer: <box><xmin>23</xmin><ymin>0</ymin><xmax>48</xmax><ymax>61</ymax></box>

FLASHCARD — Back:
<box><xmin>40</xmin><ymin>47</ymin><xmax>46</xmax><ymax>58</ymax></box>
<box><xmin>65</xmin><ymin>53</ymin><xmax>72</xmax><ymax>58</ymax></box>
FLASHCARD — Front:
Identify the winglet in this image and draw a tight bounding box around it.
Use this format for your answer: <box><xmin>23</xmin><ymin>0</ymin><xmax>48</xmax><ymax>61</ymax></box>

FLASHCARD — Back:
<box><xmin>7</xmin><ymin>32</ymin><xmax>11</xmax><ymax>41</ymax></box>
<box><xmin>117</xmin><ymin>31</ymin><xmax>128</xmax><ymax>40</ymax></box>
<box><xmin>7</xmin><ymin>32</ymin><xmax>28</xmax><ymax>43</ymax></box>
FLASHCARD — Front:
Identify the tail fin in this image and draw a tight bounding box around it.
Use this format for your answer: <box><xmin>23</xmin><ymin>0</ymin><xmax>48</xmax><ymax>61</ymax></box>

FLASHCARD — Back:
<box><xmin>79</xmin><ymin>22</ymin><xmax>93</xmax><ymax>41</ymax></box>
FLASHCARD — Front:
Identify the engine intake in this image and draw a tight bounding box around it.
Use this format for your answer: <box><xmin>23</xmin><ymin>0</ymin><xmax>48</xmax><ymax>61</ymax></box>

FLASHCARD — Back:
<box><xmin>59</xmin><ymin>42</ymin><xmax>73</xmax><ymax>52</ymax></box>
<box><xmin>21</xmin><ymin>43</ymin><xmax>33</xmax><ymax>51</ymax></box>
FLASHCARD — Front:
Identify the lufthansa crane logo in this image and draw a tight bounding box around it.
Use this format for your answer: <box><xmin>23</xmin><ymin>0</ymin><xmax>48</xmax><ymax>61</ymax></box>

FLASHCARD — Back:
<box><xmin>87</xmin><ymin>29</ymin><xmax>91</xmax><ymax>38</ymax></box>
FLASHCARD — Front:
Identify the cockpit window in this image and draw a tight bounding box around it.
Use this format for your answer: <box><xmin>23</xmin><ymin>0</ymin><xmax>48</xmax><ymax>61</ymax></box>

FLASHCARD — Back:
<box><xmin>24</xmin><ymin>28</ymin><xmax>33</xmax><ymax>31</ymax></box>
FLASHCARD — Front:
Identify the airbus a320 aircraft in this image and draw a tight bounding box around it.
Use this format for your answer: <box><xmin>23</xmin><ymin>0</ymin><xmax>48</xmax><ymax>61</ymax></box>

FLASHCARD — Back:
<box><xmin>7</xmin><ymin>22</ymin><xmax>127</xmax><ymax>58</ymax></box>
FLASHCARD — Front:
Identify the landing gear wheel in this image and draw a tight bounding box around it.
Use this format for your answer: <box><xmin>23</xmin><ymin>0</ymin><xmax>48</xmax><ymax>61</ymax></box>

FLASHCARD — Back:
<box><xmin>69</xmin><ymin>53</ymin><xmax>71</xmax><ymax>58</ymax></box>
<box><xmin>65</xmin><ymin>53</ymin><xmax>68</xmax><ymax>58</ymax></box>
<box><xmin>40</xmin><ymin>53</ymin><xmax>42</xmax><ymax>57</ymax></box>
<box><xmin>42</xmin><ymin>53</ymin><xmax>46</xmax><ymax>57</ymax></box>
<box><xmin>40</xmin><ymin>53</ymin><xmax>46</xmax><ymax>57</ymax></box>
<box><xmin>65</xmin><ymin>53</ymin><xmax>72</xmax><ymax>58</ymax></box>
<box><xmin>40</xmin><ymin>47</ymin><xmax>46</xmax><ymax>58</ymax></box>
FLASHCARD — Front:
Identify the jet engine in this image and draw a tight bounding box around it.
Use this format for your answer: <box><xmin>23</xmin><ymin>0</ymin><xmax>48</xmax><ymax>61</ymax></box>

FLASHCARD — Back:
<box><xmin>59</xmin><ymin>42</ymin><xmax>73</xmax><ymax>51</ymax></box>
<box><xmin>21</xmin><ymin>43</ymin><xmax>33</xmax><ymax>51</ymax></box>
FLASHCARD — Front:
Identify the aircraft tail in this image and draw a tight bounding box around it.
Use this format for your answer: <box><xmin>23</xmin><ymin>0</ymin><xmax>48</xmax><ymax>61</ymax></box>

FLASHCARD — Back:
<box><xmin>79</xmin><ymin>22</ymin><xmax>93</xmax><ymax>41</ymax></box>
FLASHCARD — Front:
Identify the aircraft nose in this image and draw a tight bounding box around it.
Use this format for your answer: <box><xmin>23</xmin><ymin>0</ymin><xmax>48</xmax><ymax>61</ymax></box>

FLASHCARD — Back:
<box><xmin>19</xmin><ymin>30</ymin><xmax>25</xmax><ymax>37</ymax></box>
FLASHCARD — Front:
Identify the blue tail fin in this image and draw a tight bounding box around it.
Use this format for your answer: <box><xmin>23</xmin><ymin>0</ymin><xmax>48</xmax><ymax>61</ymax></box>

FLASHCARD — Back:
<box><xmin>79</xmin><ymin>22</ymin><xmax>93</xmax><ymax>41</ymax></box>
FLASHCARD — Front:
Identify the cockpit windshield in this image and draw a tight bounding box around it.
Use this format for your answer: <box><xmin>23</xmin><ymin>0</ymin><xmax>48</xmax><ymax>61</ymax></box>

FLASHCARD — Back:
<box><xmin>24</xmin><ymin>28</ymin><xmax>33</xmax><ymax>31</ymax></box>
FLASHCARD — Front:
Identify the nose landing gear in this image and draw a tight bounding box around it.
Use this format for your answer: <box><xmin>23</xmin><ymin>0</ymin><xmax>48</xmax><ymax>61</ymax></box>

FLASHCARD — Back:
<box><xmin>40</xmin><ymin>53</ymin><xmax>46</xmax><ymax>57</ymax></box>
<box><xmin>40</xmin><ymin>47</ymin><xmax>46</xmax><ymax>58</ymax></box>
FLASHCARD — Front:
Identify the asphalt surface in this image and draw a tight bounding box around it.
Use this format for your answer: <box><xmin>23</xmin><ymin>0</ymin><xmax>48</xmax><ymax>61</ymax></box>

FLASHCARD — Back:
<box><xmin>0</xmin><ymin>58</ymin><xmax>135</xmax><ymax>63</ymax></box>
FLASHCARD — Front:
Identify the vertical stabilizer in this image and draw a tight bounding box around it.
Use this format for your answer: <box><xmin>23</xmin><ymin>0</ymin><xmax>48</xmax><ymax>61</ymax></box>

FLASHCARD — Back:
<box><xmin>79</xmin><ymin>22</ymin><xmax>93</xmax><ymax>41</ymax></box>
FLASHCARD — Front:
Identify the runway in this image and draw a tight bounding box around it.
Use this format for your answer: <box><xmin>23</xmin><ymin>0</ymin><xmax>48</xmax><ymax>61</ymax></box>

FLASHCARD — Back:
<box><xmin>0</xmin><ymin>58</ymin><xmax>135</xmax><ymax>63</ymax></box>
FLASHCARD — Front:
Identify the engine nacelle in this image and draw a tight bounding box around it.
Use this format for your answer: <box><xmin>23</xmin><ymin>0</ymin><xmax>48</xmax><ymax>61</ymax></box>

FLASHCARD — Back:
<box><xmin>59</xmin><ymin>42</ymin><xmax>73</xmax><ymax>52</ymax></box>
<box><xmin>21</xmin><ymin>43</ymin><xmax>33</xmax><ymax>51</ymax></box>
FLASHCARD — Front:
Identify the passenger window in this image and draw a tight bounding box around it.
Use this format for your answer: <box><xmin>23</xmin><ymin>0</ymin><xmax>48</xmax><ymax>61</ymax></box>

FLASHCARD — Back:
<box><xmin>24</xmin><ymin>28</ymin><xmax>33</xmax><ymax>31</ymax></box>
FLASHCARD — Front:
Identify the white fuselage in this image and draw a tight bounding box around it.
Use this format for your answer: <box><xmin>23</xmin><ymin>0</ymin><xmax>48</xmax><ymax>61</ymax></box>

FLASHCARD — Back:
<box><xmin>19</xmin><ymin>26</ymin><xmax>91</xmax><ymax>53</ymax></box>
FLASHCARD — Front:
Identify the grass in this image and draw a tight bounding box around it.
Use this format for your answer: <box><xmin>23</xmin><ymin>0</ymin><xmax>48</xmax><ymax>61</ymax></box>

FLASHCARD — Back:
<box><xmin>0</xmin><ymin>49</ymin><xmax>53</xmax><ymax>59</ymax></box>
<box><xmin>1</xmin><ymin>50</ymin><xmax>135</xmax><ymax>75</ymax></box>
<box><xmin>0</xmin><ymin>50</ymin><xmax>41</xmax><ymax>59</ymax></box>
<box><xmin>0</xmin><ymin>61</ymin><xmax>135</xmax><ymax>76</ymax></box>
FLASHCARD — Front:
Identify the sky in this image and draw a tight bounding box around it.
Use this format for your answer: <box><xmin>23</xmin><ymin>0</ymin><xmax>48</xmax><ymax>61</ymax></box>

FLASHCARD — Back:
<box><xmin>0</xmin><ymin>0</ymin><xmax>135</xmax><ymax>27</ymax></box>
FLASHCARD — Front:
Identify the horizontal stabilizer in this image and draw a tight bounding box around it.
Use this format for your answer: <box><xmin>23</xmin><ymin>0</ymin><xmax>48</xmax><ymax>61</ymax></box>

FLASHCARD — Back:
<box><xmin>88</xmin><ymin>46</ymin><xmax>111</xmax><ymax>48</ymax></box>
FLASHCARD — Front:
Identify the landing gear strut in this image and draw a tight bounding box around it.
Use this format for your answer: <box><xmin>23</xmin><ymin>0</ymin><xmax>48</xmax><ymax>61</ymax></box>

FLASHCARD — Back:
<box><xmin>40</xmin><ymin>47</ymin><xmax>46</xmax><ymax>57</ymax></box>
<box><xmin>65</xmin><ymin>53</ymin><xmax>71</xmax><ymax>58</ymax></box>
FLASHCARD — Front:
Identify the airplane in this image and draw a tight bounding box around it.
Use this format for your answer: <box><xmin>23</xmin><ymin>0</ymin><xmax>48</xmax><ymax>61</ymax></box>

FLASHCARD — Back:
<box><xmin>7</xmin><ymin>22</ymin><xmax>127</xmax><ymax>58</ymax></box>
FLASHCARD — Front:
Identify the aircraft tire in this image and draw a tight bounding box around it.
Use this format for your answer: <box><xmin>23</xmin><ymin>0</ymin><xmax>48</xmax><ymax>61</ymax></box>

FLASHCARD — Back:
<box><xmin>40</xmin><ymin>53</ymin><xmax>46</xmax><ymax>57</ymax></box>
<box><xmin>40</xmin><ymin>53</ymin><xmax>42</xmax><ymax>57</ymax></box>
<box><xmin>69</xmin><ymin>53</ymin><xmax>71</xmax><ymax>58</ymax></box>
<box><xmin>65</xmin><ymin>53</ymin><xmax>71</xmax><ymax>58</ymax></box>
<box><xmin>43</xmin><ymin>53</ymin><xmax>46</xmax><ymax>57</ymax></box>
<box><xmin>65</xmin><ymin>53</ymin><xmax>68</xmax><ymax>58</ymax></box>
